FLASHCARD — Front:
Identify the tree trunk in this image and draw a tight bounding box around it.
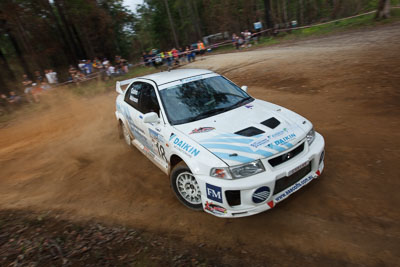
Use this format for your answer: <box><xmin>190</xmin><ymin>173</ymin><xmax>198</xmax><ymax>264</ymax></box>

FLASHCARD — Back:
<box><xmin>331</xmin><ymin>0</ymin><xmax>342</xmax><ymax>19</ymax></box>
<box><xmin>41</xmin><ymin>0</ymin><xmax>76</xmax><ymax>64</ymax></box>
<box><xmin>276</xmin><ymin>0</ymin><xmax>282</xmax><ymax>25</ymax></box>
<box><xmin>0</xmin><ymin>47</ymin><xmax>16</xmax><ymax>81</ymax></box>
<box><xmin>190</xmin><ymin>0</ymin><xmax>202</xmax><ymax>40</ymax></box>
<box><xmin>54</xmin><ymin>0</ymin><xmax>85</xmax><ymax>59</ymax></box>
<box><xmin>163</xmin><ymin>0</ymin><xmax>179</xmax><ymax>48</ymax></box>
<box><xmin>263</xmin><ymin>0</ymin><xmax>273</xmax><ymax>29</ymax></box>
<box><xmin>376</xmin><ymin>0</ymin><xmax>390</xmax><ymax>20</ymax></box>
<box><xmin>5</xmin><ymin>27</ymin><xmax>32</xmax><ymax>78</ymax></box>
<box><xmin>282</xmin><ymin>0</ymin><xmax>288</xmax><ymax>24</ymax></box>
<box><xmin>298</xmin><ymin>0</ymin><xmax>304</xmax><ymax>25</ymax></box>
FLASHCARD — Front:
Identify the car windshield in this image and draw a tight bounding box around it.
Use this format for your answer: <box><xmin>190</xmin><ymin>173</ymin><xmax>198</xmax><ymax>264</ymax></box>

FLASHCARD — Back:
<box><xmin>159</xmin><ymin>76</ymin><xmax>253</xmax><ymax>125</ymax></box>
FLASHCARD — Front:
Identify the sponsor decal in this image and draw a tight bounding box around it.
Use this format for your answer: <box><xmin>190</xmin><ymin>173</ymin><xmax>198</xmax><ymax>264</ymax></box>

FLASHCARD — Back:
<box><xmin>204</xmin><ymin>201</ymin><xmax>227</xmax><ymax>214</ymax></box>
<box><xmin>270</xmin><ymin>128</ymin><xmax>289</xmax><ymax>138</ymax></box>
<box><xmin>267</xmin><ymin>201</ymin><xmax>274</xmax><ymax>208</ymax></box>
<box><xmin>206</xmin><ymin>183</ymin><xmax>223</xmax><ymax>203</ymax></box>
<box><xmin>266</xmin><ymin>133</ymin><xmax>296</xmax><ymax>148</ymax></box>
<box><xmin>250</xmin><ymin>137</ymin><xmax>270</xmax><ymax>149</ymax></box>
<box><xmin>288</xmin><ymin>161</ymin><xmax>309</xmax><ymax>176</ymax></box>
<box><xmin>273</xmin><ymin>133</ymin><xmax>296</xmax><ymax>145</ymax></box>
<box><xmin>189</xmin><ymin>127</ymin><xmax>215</xmax><ymax>134</ymax></box>
<box><xmin>274</xmin><ymin>175</ymin><xmax>314</xmax><ymax>202</ymax></box>
<box><xmin>245</xmin><ymin>104</ymin><xmax>253</xmax><ymax>109</ymax></box>
<box><xmin>149</xmin><ymin>128</ymin><xmax>165</xmax><ymax>143</ymax></box>
<box><xmin>181</xmin><ymin>75</ymin><xmax>203</xmax><ymax>83</ymax></box>
<box><xmin>252</xmin><ymin>186</ymin><xmax>271</xmax><ymax>203</ymax></box>
<box><xmin>171</xmin><ymin>136</ymin><xmax>201</xmax><ymax>157</ymax></box>
<box><xmin>169</xmin><ymin>133</ymin><xmax>176</xmax><ymax>141</ymax></box>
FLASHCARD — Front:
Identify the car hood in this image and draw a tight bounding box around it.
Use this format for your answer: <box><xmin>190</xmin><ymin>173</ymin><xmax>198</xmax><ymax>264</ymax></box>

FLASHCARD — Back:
<box><xmin>173</xmin><ymin>99</ymin><xmax>309</xmax><ymax>166</ymax></box>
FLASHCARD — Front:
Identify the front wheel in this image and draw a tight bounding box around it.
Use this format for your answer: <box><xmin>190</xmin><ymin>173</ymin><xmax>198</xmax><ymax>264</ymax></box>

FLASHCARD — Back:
<box><xmin>170</xmin><ymin>162</ymin><xmax>202</xmax><ymax>210</ymax></box>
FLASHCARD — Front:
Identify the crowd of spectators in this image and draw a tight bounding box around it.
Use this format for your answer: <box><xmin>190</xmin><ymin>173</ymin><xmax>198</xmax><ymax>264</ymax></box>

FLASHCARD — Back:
<box><xmin>232</xmin><ymin>30</ymin><xmax>260</xmax><ymax>49</ymax></box>
<box><xmin>142</xmin><ymin>40</ymin><xmax>206</xmax><ymax>68</ymax></box>
<box><xmin>67</xmin><ymin>55</ymin><xmax>129</xmax><ymax>82</ymax></box>
<box><xmin>0</xmin><ymin>69</ymin><xmax>58</xmax><ymax>113</ymax></box>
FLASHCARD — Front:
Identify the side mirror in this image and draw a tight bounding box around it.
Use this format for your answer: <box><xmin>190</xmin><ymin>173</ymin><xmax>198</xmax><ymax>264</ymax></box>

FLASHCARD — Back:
<box><xmin>143</xmin><ymin>112</ymin><xmax>159</xmax><ymax>124</ymax></box>
<box><xmin>241</xmin><ymin>85</ymin><xmax>248</xmax><ymax>92</ymax></box>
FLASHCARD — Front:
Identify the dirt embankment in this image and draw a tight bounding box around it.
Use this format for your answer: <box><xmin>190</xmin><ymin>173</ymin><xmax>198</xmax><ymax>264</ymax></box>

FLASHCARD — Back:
<box><xmin>1</xmin><ymin>23</ymin><xmax>400</xmax><ymax>266</ymax></box>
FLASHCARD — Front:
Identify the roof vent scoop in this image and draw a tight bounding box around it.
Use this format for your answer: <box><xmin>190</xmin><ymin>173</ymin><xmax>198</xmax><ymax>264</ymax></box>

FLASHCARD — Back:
<box><xmin>235</xmin><ymin>127</ymin><xmax>265</xmax><ymax>137</ymax></box>
<box><xmin>261</xmin><ymin>117</ymin><xmax>280</xmax><ymax>129</ymax></box>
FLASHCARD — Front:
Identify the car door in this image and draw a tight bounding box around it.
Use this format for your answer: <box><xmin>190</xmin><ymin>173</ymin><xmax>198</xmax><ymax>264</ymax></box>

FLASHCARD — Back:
<box><xmin>122</xmin><ymin>81</ymin><xmax>152</xmax><ymax>149</ymax></box>
<box><xmin>136</xmin><ymin>82</ymin><xmax>169</xmax><ymax>169</ymax></box>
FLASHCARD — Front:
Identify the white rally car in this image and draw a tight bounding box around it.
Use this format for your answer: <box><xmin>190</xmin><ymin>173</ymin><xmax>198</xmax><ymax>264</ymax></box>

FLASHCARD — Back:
<box><xmin>115</xmin><ymin>69</ymin><xmax>325</xmax><ymax>217</ymax></box>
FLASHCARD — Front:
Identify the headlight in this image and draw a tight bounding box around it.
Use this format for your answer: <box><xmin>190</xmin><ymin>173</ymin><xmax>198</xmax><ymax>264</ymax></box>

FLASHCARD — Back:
<box><xmin>211</xmin><ymin>160</ymin><xmax>265</xmax><ymax>179</ymax></box>
<box><xmin>230</xmin><ymin>160</ymin><xmax>265</xmax><ymax>178</ymax></box>
<box><xmin>306</xmin><ymin>128</ymin><xmax>315</xmax><ymax>146</ymax></box>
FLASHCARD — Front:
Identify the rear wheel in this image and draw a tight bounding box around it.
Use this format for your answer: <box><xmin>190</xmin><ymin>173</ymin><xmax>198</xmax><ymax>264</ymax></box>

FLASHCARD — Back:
<box><xmin>170</xmin><ymin>162</ymin><xmax>202</xmax><ymax>210</ymax></box>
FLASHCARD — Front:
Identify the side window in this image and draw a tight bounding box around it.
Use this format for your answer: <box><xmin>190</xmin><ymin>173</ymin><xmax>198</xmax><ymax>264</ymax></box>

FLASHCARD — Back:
<box><xmin>124</xmin><ymin>82</ymin><xmax>142</xmax><ymax>109</ymax></box>
<box><xmin>139</xmin><ymin>83</ymin><xmax>160</xmax><ymax>115</ymax></box>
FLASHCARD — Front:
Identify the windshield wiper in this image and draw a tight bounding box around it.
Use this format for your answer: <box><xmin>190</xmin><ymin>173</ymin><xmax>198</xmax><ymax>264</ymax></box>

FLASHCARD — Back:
<box><xmin>231</xmin><ymin>96</ymin><xmax>253</xmax><ymax>108</ymax></box>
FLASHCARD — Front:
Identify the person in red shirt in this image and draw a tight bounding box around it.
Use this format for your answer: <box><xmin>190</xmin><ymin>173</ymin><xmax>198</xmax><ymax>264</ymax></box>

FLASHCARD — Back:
<box><xmin>172</xmin><ymin>48</ymin><xmax>179</xmax><ymax>65</ymax></box>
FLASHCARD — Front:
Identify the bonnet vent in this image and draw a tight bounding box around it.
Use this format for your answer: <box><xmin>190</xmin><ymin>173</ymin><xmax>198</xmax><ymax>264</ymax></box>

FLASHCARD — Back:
<box><xmin>261</xmin><ymin>117</ymin><xmax>280</xmax><ymax>129</ymax></box>
<box><xmin>235</xmin><ymin>127</ymin><xmax>264</xmax><ymax>137</ymax></box>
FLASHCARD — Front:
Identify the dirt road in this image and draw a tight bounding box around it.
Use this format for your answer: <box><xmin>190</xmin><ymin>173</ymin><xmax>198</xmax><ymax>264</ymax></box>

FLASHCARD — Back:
<box><xmin>1</xmin><ymin>23</ymin><xmax>399</xmax><ymax>265</ymax></box>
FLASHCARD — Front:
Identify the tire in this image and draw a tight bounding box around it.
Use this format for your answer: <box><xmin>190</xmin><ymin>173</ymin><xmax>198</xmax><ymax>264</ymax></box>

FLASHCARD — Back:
<box><xmin>170</xmin><ymin>162</ymin><xmax>202</xmax><ymax>210</ymax></box>
<box><xmin>121</xmin><ymin>122</ymin><xmax>132</xmax><ymax>146</ymax></box>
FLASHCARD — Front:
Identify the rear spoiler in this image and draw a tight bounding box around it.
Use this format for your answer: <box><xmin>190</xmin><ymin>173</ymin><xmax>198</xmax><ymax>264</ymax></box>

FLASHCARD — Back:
<box><xmin>116</xmin><ymin>78</ymin><xmax>137</xmax><ymax>94</ymax></box>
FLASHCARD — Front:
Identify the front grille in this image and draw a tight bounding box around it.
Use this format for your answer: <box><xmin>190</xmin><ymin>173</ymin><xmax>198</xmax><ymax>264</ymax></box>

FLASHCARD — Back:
<box><xmin>273</xmin><ymin>162</ymin><xmax>312</xmax><ymax>195</ymax></box>
<box><xmin>225</xmin><ymin>190</ymin><xmax>241</xmax><ymax>206</ymax></box>
<box><xmin>268</xmin><ymin>142</ymin><xmax>305</xmax><ymax>167</ymax></box>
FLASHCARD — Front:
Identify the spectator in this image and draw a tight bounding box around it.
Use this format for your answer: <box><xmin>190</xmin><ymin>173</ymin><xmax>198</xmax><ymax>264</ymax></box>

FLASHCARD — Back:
<box><xmin>186</xmin><ymin>46</ymin><xmax>194</xmax><ymax>62</ymax></box>
<box><xmin>232</xmin><ymin>33</ymin><xmax>240</xmax><ymax>50</ymax></box>
<box><xmin>102</xmin><ymin>58</ymin><xmax>110</xmax><ymax>66</ymax></box>
<box><xmin>8</xmin><ymin>91</ymin><xmax>22</xmax><ymax>104</ymax></box>
<box><xmin>178</xmin><ymin>47</ymin><xmax>186</xmax><ymax>63</ymax></box>
<box><xmin>22</xmin><ymin>74</ymin><xmax>34</xmax><ymax>102</ymax></box>
<box><xmin>34</xmin><ymin>70</ymin><xmax>43</xmax><ymax>83</ymax></box>
<box><xmin>45</xmin><ymin>69</ymin><xmax>58</xmax><ymax>84</ymax></box>
<box><xmin>106</xmin><ymin>64</ymin><xmax>116</xmax><ymax>77</ymax></box>
<box><xmin>172</xmin><ymin>48</ymin><xmax>179</xmax><ymax>65</ymax></box>
<box><xmin>85</xmin><ymin>60</ymin><xmax>93</xmax><ymax>75</ymax></box>
<box><xmin>121</xmin><ymin>58</ymin><xmax>128</xmax><ymax>74</ymax></box>
<box><xmin>93</xmin><ymin>58</ymin><xmax>103</xmax><ymax>72</ymax></box>
<box><xmin>78</xmin><ymin>60</ymin><xmax>86</xmax><ymax>73</ymax></box>
<box><xmin>166</xmin><ymin>51</ymin><xmax>173</xmax><ymax>67</ymax></box>
<box><xmin>197</xmin><ymin>40</ymin><xmax>206</xmax><ymax>58</ymax></box>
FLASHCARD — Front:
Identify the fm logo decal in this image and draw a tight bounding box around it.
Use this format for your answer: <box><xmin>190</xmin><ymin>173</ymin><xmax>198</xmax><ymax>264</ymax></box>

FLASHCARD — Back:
<box><xmin>206</xmin><ymin>183</ymin><xmax>222</xmax><ymax>203</ymax></box>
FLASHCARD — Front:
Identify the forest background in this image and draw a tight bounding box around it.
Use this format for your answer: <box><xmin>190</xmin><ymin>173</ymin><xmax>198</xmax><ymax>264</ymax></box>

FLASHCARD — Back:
<box><xmin>0</xmin><ymin>0</ymin><xmax>398</xmax><ymax>93</ymax></box>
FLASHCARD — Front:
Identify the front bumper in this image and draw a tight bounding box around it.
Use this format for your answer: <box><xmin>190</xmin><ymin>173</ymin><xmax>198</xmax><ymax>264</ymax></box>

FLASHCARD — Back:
<box><xmin>196</xmin><ymin>132</ymin><xmax>325</xmax><ymax>217</ymax></box>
